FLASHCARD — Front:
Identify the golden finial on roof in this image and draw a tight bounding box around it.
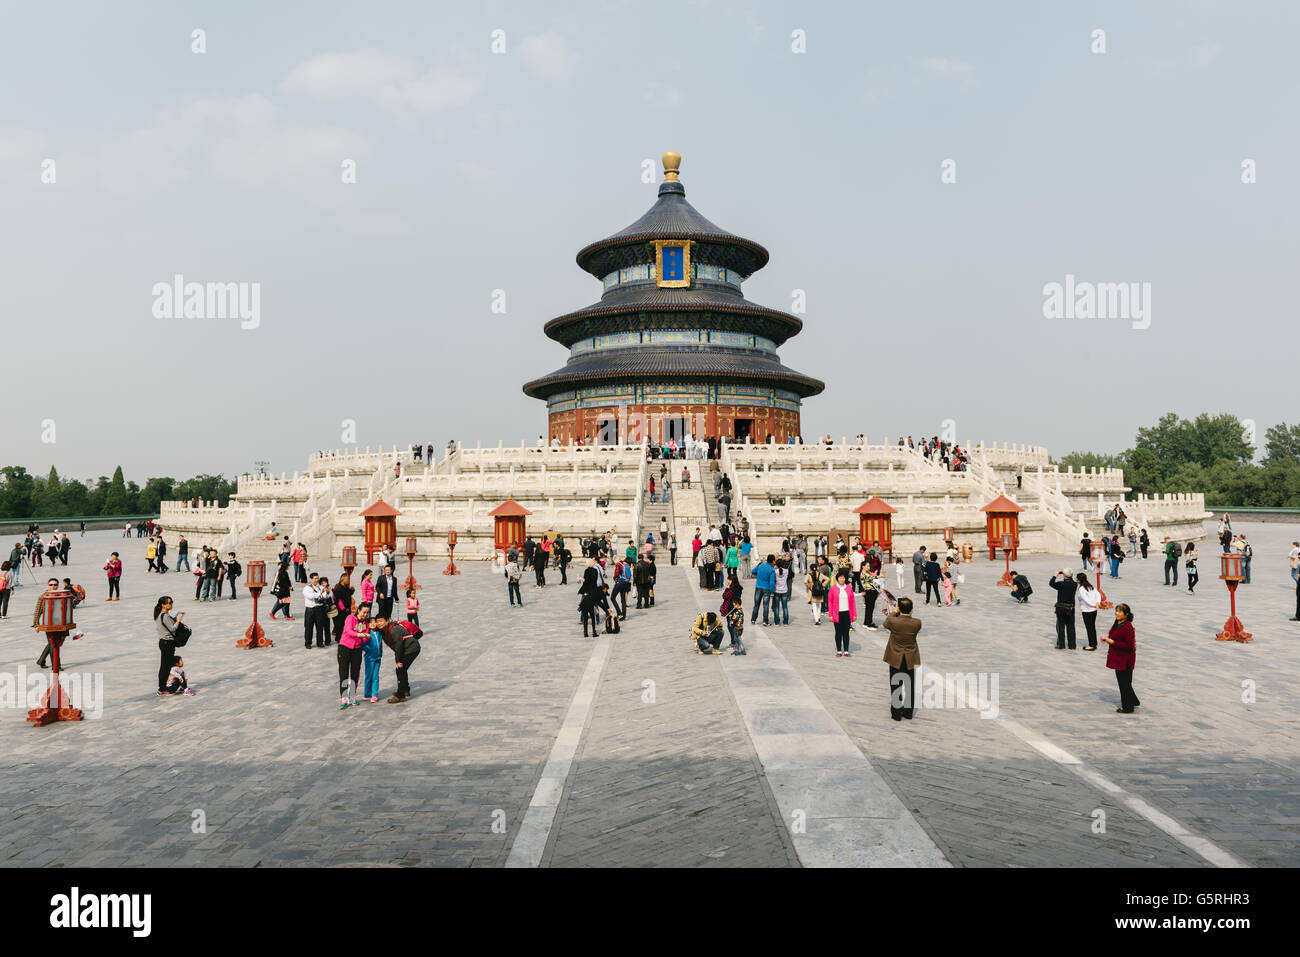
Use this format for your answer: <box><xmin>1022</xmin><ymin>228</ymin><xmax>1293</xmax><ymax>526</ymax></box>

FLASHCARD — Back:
<box><xmin>662</xmin><ymin>151</ymin><xmax>681</xmax><ymax>182</ymax></box>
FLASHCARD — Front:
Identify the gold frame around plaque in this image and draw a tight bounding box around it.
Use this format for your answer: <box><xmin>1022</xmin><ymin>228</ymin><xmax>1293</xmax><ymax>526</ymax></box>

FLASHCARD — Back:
<box><xmin>653</xmin><ymin>240</ymin><xmax>694</xmax><ymax>288</ymax></box>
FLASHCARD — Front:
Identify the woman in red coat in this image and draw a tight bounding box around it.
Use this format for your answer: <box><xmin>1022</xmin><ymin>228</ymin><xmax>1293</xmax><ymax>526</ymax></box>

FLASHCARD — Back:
<box><xmin>1100</xmin><ymin>603</ymin><xmax>1140</xmax><ymax>713</ymax></box>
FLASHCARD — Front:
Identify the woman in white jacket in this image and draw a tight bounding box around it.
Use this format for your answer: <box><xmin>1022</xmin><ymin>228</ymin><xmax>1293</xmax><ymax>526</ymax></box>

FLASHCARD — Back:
<box><xmin>1074</xmin><ymin>572</ymin><xmax>1100</xmax><ymax>650</ymax></box>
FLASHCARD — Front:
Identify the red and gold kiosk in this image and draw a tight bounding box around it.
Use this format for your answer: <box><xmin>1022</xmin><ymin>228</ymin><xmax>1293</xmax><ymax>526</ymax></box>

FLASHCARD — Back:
<box><xmin>489</xmin><ymin>497</ymin><xmax>531</xmax><ymax>562</ymax></box>
<box><xmin>853</xmin><ymin>495</ymin><xmax>897</xmax><ymax>560</ymax></box>
<box><xmin>980</xmin><ymin>494</ymin><xmax>1023</xmax><ymax>561</ymax></box>
<box><xmin>358</xmin><ymin>498</ymin><xmax>401</xmax><ymax>565</ymax></box>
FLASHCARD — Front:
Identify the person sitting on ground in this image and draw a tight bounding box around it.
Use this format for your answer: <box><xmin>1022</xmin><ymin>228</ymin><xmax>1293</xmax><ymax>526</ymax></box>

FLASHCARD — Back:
<box><xmin>1009</xmin><ymin>570</ymin><xmax>1032</xmax><ymax>603</ymax></box>
<box><xmin>690</xmin><ymin>611</ymin><xmax>725</xmax><ymax>655</ymax></box>
<box><xmin>164</xmin><ymin>655</ymin><xmax>195</xmax><ymax>695</ymax></box>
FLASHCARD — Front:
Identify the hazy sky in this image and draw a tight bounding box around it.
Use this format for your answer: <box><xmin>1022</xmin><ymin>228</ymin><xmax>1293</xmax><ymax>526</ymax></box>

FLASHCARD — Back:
<box><xmin>2</xmin><ymin>0</ymin><xmax>1296</xmax><ymax>481</ymax></box>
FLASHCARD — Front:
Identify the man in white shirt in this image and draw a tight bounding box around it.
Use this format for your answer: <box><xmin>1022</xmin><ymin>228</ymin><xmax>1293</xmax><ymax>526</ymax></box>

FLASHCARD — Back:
<box><xmin>302</xmin><ymin>573</ymin><xmax>328</xmax><ymax>649</ymax></box>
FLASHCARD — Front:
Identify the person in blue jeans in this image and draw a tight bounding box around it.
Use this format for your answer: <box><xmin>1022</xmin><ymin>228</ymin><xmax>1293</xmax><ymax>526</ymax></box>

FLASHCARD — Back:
<box><xmin>771</xmin><ymin>559</ymin><xmax>791</xmax><ymax>625</ymax></box>
<box><xmin>175</xmin><ymin>537</ymin><xmax>190</xmax><ymax>572</ymax></box>
<box><xmin>751</xmin><ymin>554</ymin><xmax>775</xmax><ymax>624</ymax></box>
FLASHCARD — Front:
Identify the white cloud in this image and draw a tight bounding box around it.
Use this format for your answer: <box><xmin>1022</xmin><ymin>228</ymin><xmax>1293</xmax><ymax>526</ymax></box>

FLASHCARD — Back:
<box><xmin>61</xmin><ymin>94</ymin><xmax>371</xmax><ymax>194</ymax></box>
<box><xmin>643</xmin><ymin>82</ymin><xmax>682</xmax><ymax>109</ymax></box>
<box><xmin>0</xmin><ymin>128</ymin><xmax>46</xmax><ymax>163</ymax></box>
<box><xmin>921</xmin><ymin>57</ymin><xmax>974</xmax><ymax>78</ymax></box>
<box><xmin>1189</xmin><ymin>40</ymin><xmax>1219</xmax><ymax>70</ymax></box>
<box><xmin>282</xmin><ymin>49</ymin><xmax>481</xmax><ymax>114</ymax></box>
<box><xmin>335</xmin><ymin>210</ymin><xmax>414</xmax><ymax>238</ymax></box>
<box><xmin>456</xmin><ymin>159</ymin><xmax>496</xmax><ymax>185</ymax></box>
<box><xmin>519</xmin><ymin>33</ymin><xmax>578</xmax><ymax>82</ymax></box>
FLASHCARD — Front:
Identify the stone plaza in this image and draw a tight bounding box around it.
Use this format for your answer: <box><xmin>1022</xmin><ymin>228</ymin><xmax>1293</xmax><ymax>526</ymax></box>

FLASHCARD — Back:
<box><xmin>1</xmin><ymin>519</ymin><xmax>1294</xmax><ymax>868</ymax></box>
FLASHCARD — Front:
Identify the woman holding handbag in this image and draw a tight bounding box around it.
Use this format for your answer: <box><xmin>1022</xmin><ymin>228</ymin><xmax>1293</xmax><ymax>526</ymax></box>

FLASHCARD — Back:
<box><xmin>270</xmin><ymin>564</ymin><xmax>294</xmax><ymax>620</ymax></box>
<box><xmin>153</xmin><ymin>595</ymin><xmax>187</xmax><ymax>695</ymax></box>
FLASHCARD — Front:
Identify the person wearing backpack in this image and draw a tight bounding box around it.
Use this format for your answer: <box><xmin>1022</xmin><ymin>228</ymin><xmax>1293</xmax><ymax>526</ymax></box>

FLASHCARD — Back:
<box><xmin>1240</xmin><ymin>534</ymin><xmax>1253</xmax><ymax>584</ymax></box>
<box><xmin>1164</xmin><ymin>538</ymin><xmax>1182</xmax><ymax>586</ymax></box>
<box><xmin>505</xmin><ymin>556</ymin><xmax>523</xmax><ymax>607</ymax></box>
<box><xmin>373</xmin><ymin>614</ymin><xmax>421</xmax><ymax>703</ymax></box>
<box><xmin>1009</xmin><ymin>571</ymin><xmax>1033</xmax><ymax>604</ymax></box>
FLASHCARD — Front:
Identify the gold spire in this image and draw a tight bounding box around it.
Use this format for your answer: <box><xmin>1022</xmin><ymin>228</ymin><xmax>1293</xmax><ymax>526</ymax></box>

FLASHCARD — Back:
<box><xmin>662</xmin><ymin>151</ymin><xmax>681</xmax><ymax>182</ymax></box>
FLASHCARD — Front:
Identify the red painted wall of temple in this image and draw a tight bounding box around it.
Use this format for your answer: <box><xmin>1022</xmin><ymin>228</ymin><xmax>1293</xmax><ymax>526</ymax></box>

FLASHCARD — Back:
<box><xmin>548</xmin><ymin>404</ymin><xmax>802</xmax><ymax>445</ymax></box>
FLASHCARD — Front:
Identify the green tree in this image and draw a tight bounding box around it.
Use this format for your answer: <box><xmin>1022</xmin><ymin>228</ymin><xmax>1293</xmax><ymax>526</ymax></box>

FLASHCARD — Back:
<box><xmin>0</xmin><ymin>466</ymin><xmax>35</xmax><ymax>519</ymax></box>
<box><xmin>85</xmin><ymin>476</ymin><xmax>110</xmax><ymax>515</ymax></box>
<box><xmin>1121</xmin><ymin>448</ymin><xmax>1162</xmax><ymax>496</ymax></box>
<box><xmin>138</xmin><ymin>477</ymin><xmax>176</xmax><ymax>515</ymax></box>
<box><xmin>1054</xmin><ymin>451</ymin><xmax>1127</xmax><ymax>471</ymax></box>
<box><xmin>31</xmin><ymin>465</ymin><xmax>65</xmax><ymax>518</ymax></box>
<box><xmin>173</xmin><ymin>473</ymin><xmax>235</xmax><ymax>507</ymax></box>
<box><xmin>1135</xmin><ymin>412</ymin><xmax>1253</xmax><ymax>473</ymax></box>
<box><xmin>1263</xmin><ymin>423</ymin><xmax>1300</xmax><ymax>465</ymax></box>
<box><xmin>103</xmin><ymin>465</ymin><xmax>130</xmax><ymax>515</ymax></box>
<box><xmin>61</xmin><ymin>479</ymin><xmax>90</xmax><ymax>515</ymax></box>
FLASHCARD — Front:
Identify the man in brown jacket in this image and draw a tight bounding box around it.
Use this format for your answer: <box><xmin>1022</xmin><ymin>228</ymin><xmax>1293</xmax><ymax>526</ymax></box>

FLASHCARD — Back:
<box><xmin>883</xmin><ymin>597</ymin><xmax>922</xmax><ymax>721</ymax></box>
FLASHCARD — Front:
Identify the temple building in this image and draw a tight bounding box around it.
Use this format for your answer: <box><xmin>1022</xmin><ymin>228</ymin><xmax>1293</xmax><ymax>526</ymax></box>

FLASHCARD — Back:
<box><xmin>523</xmin><ymin>152</ymin><xmax>824</xmax><ymax>445</ymax></box>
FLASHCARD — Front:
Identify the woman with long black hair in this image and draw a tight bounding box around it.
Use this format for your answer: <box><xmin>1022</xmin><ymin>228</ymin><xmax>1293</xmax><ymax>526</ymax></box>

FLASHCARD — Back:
<box><xmin>153</xmin><ymin>596</ymin><xmax>182</xmax><ymax>696</ymax></box>
<box><xmin>1074</xmin><ymin>573</ymin><xmax>1099</xmax><ymax>650</ymax></box>
<box><xmin>1185</xmin><ymin>542</ymin><xmax>1199</xmax><ymax>594</ymax></box>
<box><xmin>270</xmin><ymin>564</ymin><xmax>294</xmax><ymax>621</ymax></box>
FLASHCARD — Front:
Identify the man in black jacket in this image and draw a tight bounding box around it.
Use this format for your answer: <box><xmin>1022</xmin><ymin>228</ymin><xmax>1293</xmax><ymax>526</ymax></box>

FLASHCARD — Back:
<box><xmin>923</xmin><ymin>553</ymin><xmax>943</xmax><ymax>605</ymax></box>
<box><xmin>375</xmin><ymin>564</ymin><xmax>400</xmax><ymax>620</ymax></box>
<box><xmin>1009</xmin><ymin>571</ymin><xmax>1032</xmax><ymax>603</ymax></box>
<box><xmin>1048</xmin><ymin>570</ymin><xmax>1078</xmax><ymax>649</ymax></box>
<box><xmin>373</xmin><ymin>616</ymin><xmax>421</xmax><ymax>702</ymax></box>
<box><xmin>634</xmin><ymin>554</ymin><xmax>657</xmax><ymax>608</ymax></box>
<box><xmin>225</xmin><ymin>552</ymin><xmax>241</xmax><ymax>600</ymax></box>
<box><xmin>532</xmin><ymin>543</ymin><xmax>547</xmax><ymax>588</ymax></box>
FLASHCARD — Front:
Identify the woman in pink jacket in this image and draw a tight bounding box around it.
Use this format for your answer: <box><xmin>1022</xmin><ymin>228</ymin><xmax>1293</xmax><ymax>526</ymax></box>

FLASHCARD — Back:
<box><xmin>827</xmin><ymin>570</ymin><xmax>857</xmax><ymax>658</ymax></box>
<box><xmin>1100</xmin><ymin>603</ymin><xmax>1139</xmax><ymax>713</ymax></box>
<box><xmin>337</xmin><ymin>603</ymin><xmax>370</xmax><ymax>709</ymax></box>
<box><xmin>358</xmin><ymin>568</ymin><xmax>375</xmax><ymax>607</ymax></box>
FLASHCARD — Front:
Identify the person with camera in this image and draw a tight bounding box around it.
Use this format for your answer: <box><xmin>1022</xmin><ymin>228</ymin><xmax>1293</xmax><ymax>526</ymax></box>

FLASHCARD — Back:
<box><xmin>104</xmin><ymin>551</ymin><xmax>122</xmax><ymax>601</ymax></box>
<box><xmin>153</xmin><ymin>595</ymin><xmax>187</xmax><ymax>695</ymax></box>
<box><xmin>1049</xmin><ymin>568</ymin><xmax>1078</xmax><ymax>650</ymax></box>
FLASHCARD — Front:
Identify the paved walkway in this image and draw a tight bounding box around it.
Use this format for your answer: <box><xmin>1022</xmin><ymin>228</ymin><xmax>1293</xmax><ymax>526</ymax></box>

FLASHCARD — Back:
<box><xmin>0</xmin><ymin>521</ymin><xmax>1294</xmax><ymax>866</ymax></box>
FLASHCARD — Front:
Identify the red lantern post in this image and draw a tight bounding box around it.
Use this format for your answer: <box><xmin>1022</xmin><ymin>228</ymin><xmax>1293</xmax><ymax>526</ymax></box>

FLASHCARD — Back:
<box><xmin>444</xmin><ymin>529</ymin><xmax>461</xmax><ymax>575</ymax></box>
<box><xmin>236</xmin><ymin>560</ymin><xmax>273</xmax><ymax>649</ymax></box>
<box><xmin>341</xmin><ymin>545</ymin><xmax>357</xmax><ymax>579</ymax></box>
<box><xmin>1215</xmin><ymin>552</ymin><xmax>1252</xmax><ymax>642</ymax></box>
<box><xmin>997</xmin><ymin>533</ymin><xmax>1015</xmax><ymax>586</ymax></box>
<box><xmin>943</xmin><ymin>526</ymin><xmax>955</xmax><ymax>549</ymax></box>
<box><xmin>403</xmin><ymin>536</ymin><xmax>421</xmax><ymax>592</ymax></box>
<box><xmin>1090</xmin><ymin>540</ymin><xmax>1113</xmax><ymax>610</ymax></box>
<box><xmin>27</xmin><ymin>589</ymin><xmax>82</xmax><ymax>726</ymax></box>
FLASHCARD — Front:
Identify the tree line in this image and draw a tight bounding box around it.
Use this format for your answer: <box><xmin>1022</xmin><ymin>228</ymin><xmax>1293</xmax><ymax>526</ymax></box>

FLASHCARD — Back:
<box><xmin>0</xmin><ymin>465</ymin><xmax>237</xmax><ymax>520</ymax></box>
<box><xmin>1054</xmin><ymin>413</ymin><xmax>1300</xmax><ymax>508</ymax></box>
